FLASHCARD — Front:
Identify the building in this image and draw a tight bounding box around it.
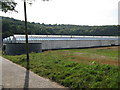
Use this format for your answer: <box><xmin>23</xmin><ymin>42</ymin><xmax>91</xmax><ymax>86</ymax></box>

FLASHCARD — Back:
<box><xmin>3</xmin><ymin>35</ymin><xmax>119</xmax><ymax>53</ymax></box>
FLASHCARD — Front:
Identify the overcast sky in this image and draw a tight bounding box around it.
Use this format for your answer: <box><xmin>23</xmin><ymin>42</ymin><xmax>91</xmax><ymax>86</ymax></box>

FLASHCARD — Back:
<box><xmin>1</xmin><ymin>0</ymin><xmax>119</xmax><ymax>25</ymax></box>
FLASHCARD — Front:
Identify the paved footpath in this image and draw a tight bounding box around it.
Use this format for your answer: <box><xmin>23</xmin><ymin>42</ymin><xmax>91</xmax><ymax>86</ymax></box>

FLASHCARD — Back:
<box><xmin>0</xmin><ymin>56</ymin><xmax>2</xmax><ymax>89</ymax></box>
<box><xmin>0</xmin><ymin>56</ymin><xmax>66</xmax><ymax>88</ymax></box>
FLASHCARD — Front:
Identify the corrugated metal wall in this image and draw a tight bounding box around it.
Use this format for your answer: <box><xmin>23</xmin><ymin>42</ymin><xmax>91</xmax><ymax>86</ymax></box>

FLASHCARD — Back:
<box><xmin>19</xmin><ymin>40</ymin><xmax>118</xmax><ymax>50</ymax></box>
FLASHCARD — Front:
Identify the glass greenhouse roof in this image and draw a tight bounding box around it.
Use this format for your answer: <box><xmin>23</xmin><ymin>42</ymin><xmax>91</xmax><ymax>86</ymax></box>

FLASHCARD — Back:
<box><xmin>15</xmin><ymin>37</ymin><xmax>118</xmax><ymax>41</ymax></box>
<box><xmin>3</xmin><ymin>35</ymin><xmax>118</xmax><ymax>44</ymax></box>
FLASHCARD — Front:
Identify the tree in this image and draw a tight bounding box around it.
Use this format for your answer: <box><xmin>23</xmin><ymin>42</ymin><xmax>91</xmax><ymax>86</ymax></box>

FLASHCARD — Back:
<box><xmin>0</xmin><ymin>0</ymin><xmax>17</xmax><ymax>13</ymax></box>
<box><xmin>0</xmin><ymin>0</ymin><xmax>50</xmax><ymax>13</ymax></box>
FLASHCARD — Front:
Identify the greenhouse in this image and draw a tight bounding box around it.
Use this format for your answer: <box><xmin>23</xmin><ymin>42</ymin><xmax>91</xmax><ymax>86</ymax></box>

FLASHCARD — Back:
<box><xmin>3</xmin><ymin>35</ymin><xmax>119</xmax><ymax>51</ymax></box>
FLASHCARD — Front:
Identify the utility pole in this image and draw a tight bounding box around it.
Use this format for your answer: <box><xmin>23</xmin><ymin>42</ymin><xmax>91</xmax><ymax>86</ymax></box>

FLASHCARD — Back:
<box><xmin>24</xmin><ymin>0</ymin><xmax>29</xmax><ymax>70</ymax></box>
<box><xmin>23</xmin><ymin>0</ymin><xmax>50</xmax><ymax>70</ymax></box>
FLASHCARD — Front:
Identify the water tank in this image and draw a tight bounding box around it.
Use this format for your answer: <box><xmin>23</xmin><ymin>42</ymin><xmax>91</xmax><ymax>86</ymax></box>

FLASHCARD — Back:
<box><xmin>4</xmin><ymin>43</ymin><xmax>42</xmax><ymax>55</ymax></box>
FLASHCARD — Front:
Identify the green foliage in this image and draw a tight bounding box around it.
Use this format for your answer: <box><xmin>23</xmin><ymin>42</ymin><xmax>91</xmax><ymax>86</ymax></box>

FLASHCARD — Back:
<box><xmin>3</xmin><ymin>48</ymin><xmax>119</xmax><ymax>88</ymax></box>
<box><xmin>1</xmin><ymin>16</ymin><xmax>118</xmax><ymax>39</ymax></box>
<box><xmin>0</xmin><ymin>1</ymin><xmax>17</xmax><ymax>13</ymax></box>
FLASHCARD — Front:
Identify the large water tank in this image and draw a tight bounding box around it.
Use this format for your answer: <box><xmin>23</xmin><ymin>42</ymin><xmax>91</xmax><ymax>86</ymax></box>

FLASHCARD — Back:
<box><xmin>4</xmin><ymin>43</ymin><xmax>42</xmax><ymax>55</ymax></box>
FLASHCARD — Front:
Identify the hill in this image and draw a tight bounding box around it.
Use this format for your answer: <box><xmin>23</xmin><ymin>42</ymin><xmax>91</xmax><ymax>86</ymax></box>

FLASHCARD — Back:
<box><xmin>1</xmin><ymin>16</ymin><xmax>118</xmax><ymax>39</ymax></box>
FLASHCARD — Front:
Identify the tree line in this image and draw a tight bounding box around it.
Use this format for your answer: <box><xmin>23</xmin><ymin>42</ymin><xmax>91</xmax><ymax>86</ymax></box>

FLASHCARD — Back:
<box><xmin>1</xmin><ymin>16</ymin><xmax>118</xmax><ymax>39</ymax></box>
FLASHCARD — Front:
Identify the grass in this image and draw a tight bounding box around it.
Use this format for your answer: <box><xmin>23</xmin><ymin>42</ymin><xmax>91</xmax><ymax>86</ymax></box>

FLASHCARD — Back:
<box><xmin>3</xmin><ymin>46</ymin><xmax>120</xmax><ymax>88</ymax></box>
<box><xmin>0</xmin><ymin>51</ymin><xmax>1</xmax><ymax>54</ymax></box>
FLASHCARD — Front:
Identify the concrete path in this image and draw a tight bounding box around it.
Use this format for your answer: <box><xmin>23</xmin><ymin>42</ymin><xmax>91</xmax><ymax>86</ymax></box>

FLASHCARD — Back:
<box><xmin>0</xmin><ymin>56</ymin><xmax>2</xmax><ymax>89</ymax></box>
<box><xmin>0</xmin><ymin>56</ymin><xmax>65</xmax><ymax>88</ymax></box>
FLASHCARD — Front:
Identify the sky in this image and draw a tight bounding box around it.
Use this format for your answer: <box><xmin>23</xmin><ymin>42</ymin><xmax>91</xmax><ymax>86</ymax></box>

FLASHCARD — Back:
<box><xmin>1</xmin><ymin>0</ymin><xmax>119</xmax><ymax>25</ymax></box>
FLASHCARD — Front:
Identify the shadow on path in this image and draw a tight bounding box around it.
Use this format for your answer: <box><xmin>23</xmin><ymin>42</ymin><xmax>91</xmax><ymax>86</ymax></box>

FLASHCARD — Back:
<box><xmin>24</xmin><ymin>59</ymin><xmax>30</xmax><ymax>90</ymax></box>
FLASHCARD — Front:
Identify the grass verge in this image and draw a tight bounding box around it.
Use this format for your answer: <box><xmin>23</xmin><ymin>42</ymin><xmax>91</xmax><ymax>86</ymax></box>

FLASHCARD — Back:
<box><xmin>3</xmin><ymin>46</ymin><xmax>119</xmax><ymax>88</ymax></box>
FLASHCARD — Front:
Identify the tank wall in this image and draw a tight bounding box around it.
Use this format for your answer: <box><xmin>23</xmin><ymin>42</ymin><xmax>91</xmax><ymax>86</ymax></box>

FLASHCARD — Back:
<box><xmin>5</xmin><ymin>43</ymin><xmax>42</xmax><ymax>55</ymax></box>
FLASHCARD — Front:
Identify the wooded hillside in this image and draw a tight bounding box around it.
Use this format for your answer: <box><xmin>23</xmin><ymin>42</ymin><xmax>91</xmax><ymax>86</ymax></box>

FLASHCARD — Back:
<box><xmin>1</xmin><ymin>16</ymin><xmax>118</xmax><ymax>39</ymax></box>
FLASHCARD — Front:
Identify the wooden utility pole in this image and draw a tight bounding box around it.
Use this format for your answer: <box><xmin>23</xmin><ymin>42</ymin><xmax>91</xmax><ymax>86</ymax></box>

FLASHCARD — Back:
<box><xmin>24</xmin><ymin>0</ymin><xmax>29</xmax><ymax>70</ymax></box>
